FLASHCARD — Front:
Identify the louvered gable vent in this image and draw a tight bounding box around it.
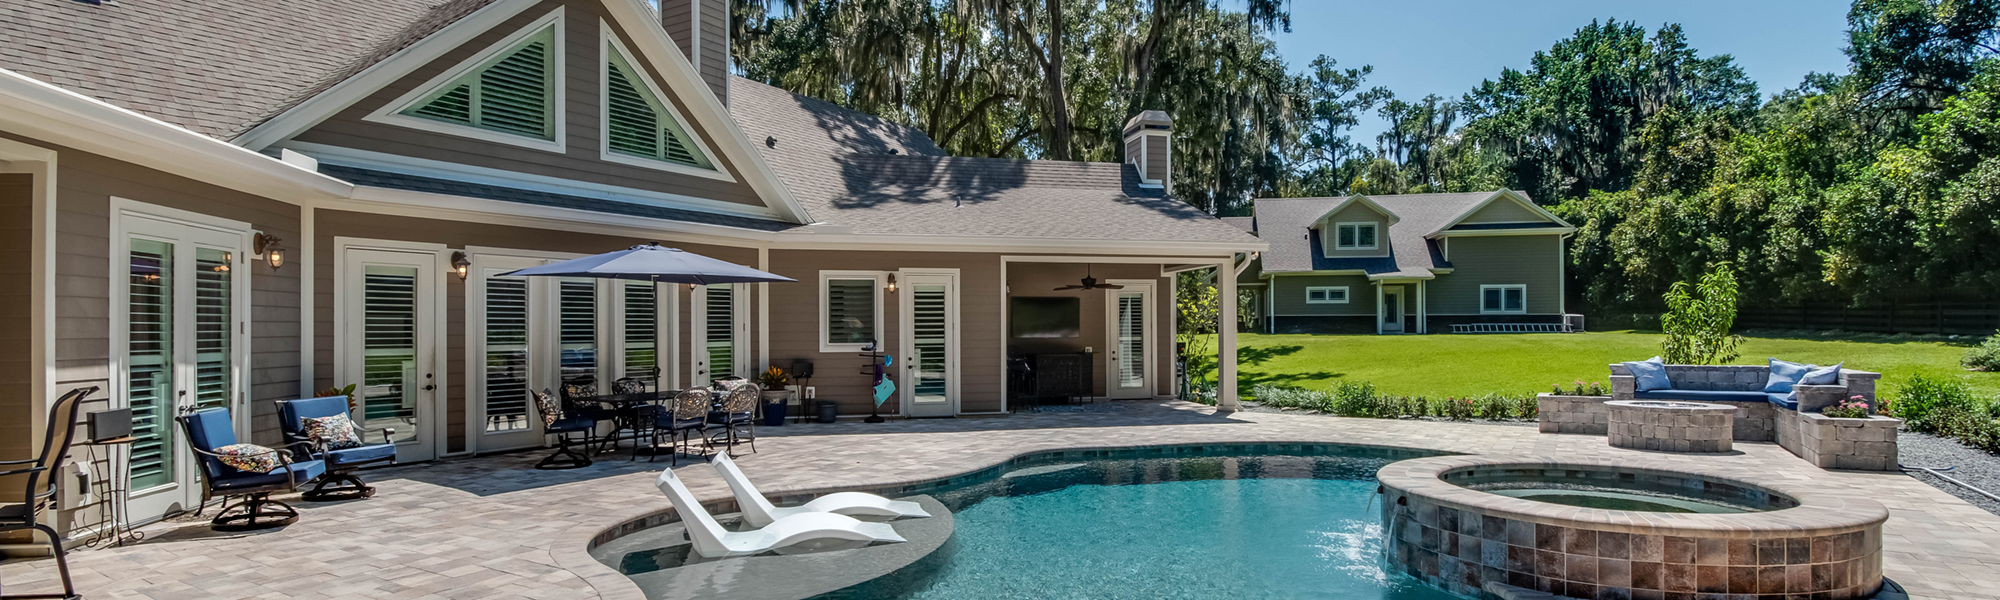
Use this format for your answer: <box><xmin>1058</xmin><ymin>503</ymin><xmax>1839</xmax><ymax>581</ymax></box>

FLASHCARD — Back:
<box><xmin>403</xmin><ymin>25</ymin><xmax>557</xmax><ymax>140</ymax></box>
<box><xmin>605</xmin><ymin>41</ymin><xmax>711</xmax><ymax>169</ymax></box>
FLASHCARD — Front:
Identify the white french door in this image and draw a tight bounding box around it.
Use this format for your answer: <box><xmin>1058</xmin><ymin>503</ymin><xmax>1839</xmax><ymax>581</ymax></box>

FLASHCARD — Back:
<box><xmin>691</xmin><ymin>283</ymin><xmax>747</xmax><ymax>383</ymax></box>
<box><xmin>340</xmin><ymin>247</ymin><xmax>442</xmax><ymax>463</ymax></box>
<box><xmin>900</xmin><ymin>271</ymin><xmax>959</xmax><ymax>417</ymax></box>
<box><xmin>1106</xmin><ymin>280</ymin><xmax>1156</xmax><ymax>399</ymax></box>
<box><xmin>116</xmin><ymin>209</ymin><xmax>249</xmax><ymax>521</ymax></box>
<box><xmin>468</xmin><ymin>255</ymin><xmax>546</xmax><ymax>453</ymax></box>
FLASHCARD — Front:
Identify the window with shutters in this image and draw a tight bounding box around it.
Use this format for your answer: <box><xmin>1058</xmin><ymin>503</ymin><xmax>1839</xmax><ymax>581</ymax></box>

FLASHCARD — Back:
<box><xmin>820</xmin><ymin>271</ymin><xmax>883</xmax><ymax>352</ymax></box>
<box><xmin>368</xmin><ymin>11</ymin><xmax>565</xmax><ymax>152</ymax></box>
<box><xmin>601</xmin><ymin>35</ymin><xmax>714</xmax><ymax>171</ymax></box>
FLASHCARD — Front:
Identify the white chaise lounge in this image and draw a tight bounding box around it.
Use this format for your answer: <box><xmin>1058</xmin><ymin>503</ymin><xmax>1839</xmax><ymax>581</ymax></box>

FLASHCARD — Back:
<box><xmin>711</xmin><ymin>453</ymin><xmax>932</xmax><ymax>528</ymax></box>
<box><xmin>654</xmin><ymin>469</ymin><xmax>906</xmax><ymax>558</ymax></box>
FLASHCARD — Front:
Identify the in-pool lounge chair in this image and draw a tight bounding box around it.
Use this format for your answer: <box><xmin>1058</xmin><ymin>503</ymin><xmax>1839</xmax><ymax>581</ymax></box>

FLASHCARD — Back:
<box><xmin>711</xmin><ymin>452</ymin><xmax>931</xmax><ymax>528</ymax></box>
<box><xmin>654</xmin><ymin>468</ymin><xmax>905</xmax><ymax>558</ymax></box>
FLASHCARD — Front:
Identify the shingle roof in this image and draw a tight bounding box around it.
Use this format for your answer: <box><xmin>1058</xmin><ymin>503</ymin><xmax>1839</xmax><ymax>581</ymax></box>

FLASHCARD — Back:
<box><xmin>729</xmin><ymin>78</ymin><xmax>1261</xmax><ymax>245</ymax></box>
<box><xmin>321</xmin><ymin>165</ymin><xmax>798</xmax><ymax>232</ymax></box>
<box><xmin>0</xmin><ymin>0</ymin><xmax>493</xmax><ymax>140</ymax></box>
<box><xmin>1254</xmin><ymin>192</ymin><xmax>1499</xmax><ymax>275</ymax></box>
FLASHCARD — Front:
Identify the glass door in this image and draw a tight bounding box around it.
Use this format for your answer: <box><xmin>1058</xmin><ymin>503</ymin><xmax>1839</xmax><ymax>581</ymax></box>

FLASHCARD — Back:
<box><xmin>468</xmin><ymin>255</ymin><xmax>547</xmax><ymax>453</ymax></box>
<box><xmin>1107</xmin><ymin>281</ymin><xmax>1156</xmax><ymax>399</ymax></box>
<box><xmin>342</xmin><ymin>248</ymin><xmax>439</xmax><ymax>463</ymax></box>
<box><xmin>900</xmin><ymin>272</ymin><xmax>958</xmax><ymax>417</ymax></box>
<box><xmin>693</xmin><ymin>283</ymin><xmax>741</xmax><ymax>383</ymax></box>
<box><xmin>1383</xmin><ymin>287</ymin><xmax>1404</xmax><ymax>333</ymax></box>
<box><xmin>120</xmin><ymin>215</ymin><xmax>245</xmax><ymax>521</ymax></box>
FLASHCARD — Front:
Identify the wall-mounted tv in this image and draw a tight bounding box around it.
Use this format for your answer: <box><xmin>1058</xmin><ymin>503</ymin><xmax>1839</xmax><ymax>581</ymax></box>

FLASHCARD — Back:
<box><xmin>1010</xmin><ymin>297</ymin><xmax>1081</xmax><ymax>338</ymax></box>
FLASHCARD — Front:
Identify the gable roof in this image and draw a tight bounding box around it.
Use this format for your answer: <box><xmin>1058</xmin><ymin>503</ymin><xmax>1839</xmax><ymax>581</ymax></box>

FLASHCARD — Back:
<box><xmin>1311</xmin><ymin>194</ymin><xmax>1400</xmax><ymax>226</ymax></box>
<box><xmin>1256</xmin><ymin>191</ymin><xmax>1558</xmax><ymax>277</ymax></box>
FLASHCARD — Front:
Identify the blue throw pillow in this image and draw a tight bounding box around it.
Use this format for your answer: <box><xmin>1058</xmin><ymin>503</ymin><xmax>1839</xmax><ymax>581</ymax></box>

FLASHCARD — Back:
<box><xmin>1764</xmin><ymin>358</ymin><xmax>1812</xmax><ymax>394</ymax></box>
<box><xmin>1801</xmin><ymin>362</ymin><xmax>1843</xmax><ymax>386</ymax></box>
<box><xmin>1622</xmin><ymin>356</ymin><xmax>1672</xmax><ymax>392</ymax></box>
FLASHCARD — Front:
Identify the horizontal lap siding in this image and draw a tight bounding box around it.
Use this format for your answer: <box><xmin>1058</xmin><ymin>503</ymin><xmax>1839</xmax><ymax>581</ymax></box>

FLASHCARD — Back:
<box><xmin>698</xmin><ymin>0</ymin><xmax>728</xmax><ymax>100</ymax></box>
<box><xmin>1144</xmin><ymin>135</ymin><xmax>1168</xmax><ymax>182</ymax></box>
<box><xmin>1459</xmin><ymin>198</ymin><xmax>1548</xmax><ymax>224</ymax></box>
<box><xmin>1320</xmin><ymin>202</ymin><xmax>1389</xmax><ymax>259</ymax></box>
<box><xmin>1429</xmin><ymin>234</ymin><xmax>1563</xmax><ymax>315</ymax></box>
<box><xmin>0</xmin><ymin>174</ymin><xmax>32</xmax><ymax>518</ymax></box>
<box><xmin>1272</xmin><ymin>274</ymin><xmax>1372</xmax><ymax>316</ymax></box>
<box><xmin>292</xmin><ymin>0</ymin><xmax>766</xmax><ymax>209</ymax></box>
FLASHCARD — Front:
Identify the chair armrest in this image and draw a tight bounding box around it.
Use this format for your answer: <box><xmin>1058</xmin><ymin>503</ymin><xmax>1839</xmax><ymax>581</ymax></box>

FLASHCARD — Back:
<box><xmin>377</xmin><ymin>427</ymin><xmax>397</xmax><ymax>445</ymax></box>
<box><xmin>0</xmin><ymin>465</ymin><xmax>48</xmax><ymax>478</ymax></box>
<box><xmin>0</xmin><ymin>458</ymin><xmax>40</xmax><ymax>465</ymax></box>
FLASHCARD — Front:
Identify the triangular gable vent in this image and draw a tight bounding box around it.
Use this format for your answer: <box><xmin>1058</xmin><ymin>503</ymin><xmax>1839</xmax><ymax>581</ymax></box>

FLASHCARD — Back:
<box><xmin>604</xmin><ymin>39</ymin><xmax>711</xmax><ymax>169</ymax></box>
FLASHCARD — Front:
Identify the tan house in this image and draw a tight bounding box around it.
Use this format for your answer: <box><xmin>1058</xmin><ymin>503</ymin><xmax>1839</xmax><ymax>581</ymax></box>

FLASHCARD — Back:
<box><xmin>0</xmin><ymin>0</ymin><xmax>1262</xmax><ymax>534</ymax></box>
<box><xmin>1234</xmin><ymin>191</ymin><xmax>1574</xmax><ymax>334</ymax></box>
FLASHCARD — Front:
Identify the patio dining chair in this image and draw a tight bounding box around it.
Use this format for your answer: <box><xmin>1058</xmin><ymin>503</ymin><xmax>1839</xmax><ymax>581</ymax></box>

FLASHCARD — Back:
<box><xmin>534</xmin><ymin>388</ymin><xmax>596</xmax><ymax>470</ymax></box>
<box><xmin>612</xmin><ymin>377</ymin><xmax>647</xmax><ymax>394</ymax></box>
<box><xmin>707</xmin><ymin>383</ymin><xmax>760</xmax><ymax>456</ymax></box>
<box><xmin>0</xmin><ymin>385</ymin><xmax>93</xmax><ymax>600</ymax></box>
<box><xmin>276</xmin><ymin>396</ymin><xmax>396</xmax><ymax>501</ymax></box>
<box><xmin>562</xmin><ymin>380</ymin><xmax>617</xmax><ymax>452</ymax></box>
<box><xmin>650</xmin><ymin>388</ymin><xmax>713</xmax><ymax>466</ymax></box>
<box><xmin>178</xmin><ymin>406</ymin><xmax>326</xmax><ymax>530</ymax></box>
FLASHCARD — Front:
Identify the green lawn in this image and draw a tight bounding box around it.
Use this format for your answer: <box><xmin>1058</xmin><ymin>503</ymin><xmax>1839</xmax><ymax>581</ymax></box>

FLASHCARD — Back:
<box><xmin>1208</xmin><ymin>331</ymin><xmax>1999</xmax><ymax>400</ymax></box>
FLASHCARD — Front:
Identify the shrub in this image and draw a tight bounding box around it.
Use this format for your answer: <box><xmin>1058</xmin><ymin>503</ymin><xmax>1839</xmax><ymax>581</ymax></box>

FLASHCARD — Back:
<box><xmin>1330</xmin><ymin>381</ymin><xmax>1382</xmax><ymax>417</ymax></box>
<box><xmin>1250</xmin><ymin>384</ymin><xmax>1332</xmax><ymax>412</ymax></box>
<box><xmin>1886</xmin><ymin>374</ymin><xmax>1982</xmax><ymax>433</ymax></box>
<box><xmin>1553</xmin><ymin>381</ymin><xmax>1608</xmax><ymax>396</ymax></box>
<box><xmin>1965</xmin><ymin>331</ymin><xmax>2000</xmax><ymax>371</ymax></box>
<box><xmin>1931</xmin><ymin>404</ymin><xmax>2000</xmax><ymax>453</ymax></box>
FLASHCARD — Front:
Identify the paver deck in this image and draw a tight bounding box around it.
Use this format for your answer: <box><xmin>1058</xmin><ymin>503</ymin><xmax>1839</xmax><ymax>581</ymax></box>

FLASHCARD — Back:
<box><xmin>4</xmin><ymin>400</ymin><xmax>1996</xmax><ymax>600</ymax></box>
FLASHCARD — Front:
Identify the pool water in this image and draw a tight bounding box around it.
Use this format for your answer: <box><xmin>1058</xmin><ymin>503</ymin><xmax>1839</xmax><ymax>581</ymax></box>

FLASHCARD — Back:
<box><xmin>814</xmin><ymin>453</ymin><xmax>1463</xmax><ymax>600</ymax></box>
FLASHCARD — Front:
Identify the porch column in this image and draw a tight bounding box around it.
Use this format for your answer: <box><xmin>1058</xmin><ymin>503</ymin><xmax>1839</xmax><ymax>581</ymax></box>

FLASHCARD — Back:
<box><xmin>1375</xmin><ymin>282</ymin><xmax>1385</xmax><ymax>335</ymax></box>
<box><xmin>1218</xmin><ymin>260</ymin><xmax>1239</xmax><ymax>410</ymax></box>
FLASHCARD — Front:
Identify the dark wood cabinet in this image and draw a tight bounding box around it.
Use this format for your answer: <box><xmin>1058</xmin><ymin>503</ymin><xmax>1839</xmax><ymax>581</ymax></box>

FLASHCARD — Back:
<box><xmin>1009</xmin><ymin>352</ymin><xmax>1093</xmax><ymax>407</ymax></box>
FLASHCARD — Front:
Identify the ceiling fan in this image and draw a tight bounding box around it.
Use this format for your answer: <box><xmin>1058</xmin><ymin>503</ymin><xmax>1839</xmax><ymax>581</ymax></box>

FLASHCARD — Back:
<box><xmin>1053</xmin><ymin>264</ymin><xmax>1124</xmax><ymax>291</ymax></box>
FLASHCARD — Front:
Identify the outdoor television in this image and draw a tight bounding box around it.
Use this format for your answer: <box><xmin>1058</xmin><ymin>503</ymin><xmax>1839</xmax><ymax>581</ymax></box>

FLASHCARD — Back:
<box><xmin>1010</xmin><ymin>297</ymin><xmax>1081</xmax><ymax>338</ymax></box>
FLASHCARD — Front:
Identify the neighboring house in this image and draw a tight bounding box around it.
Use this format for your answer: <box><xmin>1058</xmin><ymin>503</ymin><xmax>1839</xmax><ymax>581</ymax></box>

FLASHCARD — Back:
<box><xmin>0</xmin><ymin>0</ymin><xmax>1262</xmax><ymax>532</ymax></box>
<box><xmin>1235</xmin><ymin>191</ymin><xmax>1575</xmax><ymax>334</ymax></box>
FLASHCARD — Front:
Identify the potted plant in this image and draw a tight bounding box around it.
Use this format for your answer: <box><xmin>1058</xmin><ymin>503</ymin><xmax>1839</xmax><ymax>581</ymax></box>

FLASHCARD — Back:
<box><xmin>321</xmin><ymin>383</ymin><xmax>360</xmax><ymax>415</ymax></box>
<box><xmin>757</xmin><ymin>366</ymin><xmax>792</xmax><ymax>426</ymax></box>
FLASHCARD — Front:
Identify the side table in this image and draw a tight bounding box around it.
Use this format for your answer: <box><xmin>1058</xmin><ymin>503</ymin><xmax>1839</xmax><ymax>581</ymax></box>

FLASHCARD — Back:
<box><xmin>77</xmin><ymin>436</ymin><xmax>142</xmax><ymax>548</ymax></box>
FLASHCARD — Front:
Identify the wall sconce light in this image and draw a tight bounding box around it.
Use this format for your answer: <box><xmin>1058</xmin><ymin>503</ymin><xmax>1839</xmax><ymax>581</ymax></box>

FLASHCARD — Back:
<box><xmin>253</xmin><ymin>233</ymin><xmax>285</xmax><ymax>270</ymax></box>
<box><xmin>450</xmin><ymin>251</ymin><xmax>471</xmax><ymax>280</ymax></box>
<box><xmin>885</xmin><ymin>273</ymin><xmax>897</xmax><ymax>293</ymax></box>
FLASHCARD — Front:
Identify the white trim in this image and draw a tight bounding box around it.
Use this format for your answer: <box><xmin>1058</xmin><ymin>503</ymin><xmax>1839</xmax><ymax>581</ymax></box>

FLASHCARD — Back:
<box><xmin>362</xmin><ymin>9</ymin><xmax>569</xmax><ymax>154</ymax></box>
<box><xmin>1431</xmin><ymin>228</ymin><xmax>1576</xmax><ymax>238</ymax></box>
<box><xmin>333</xmin><ymin>237</ymin><xmax>451</xmax><ymax>462</ymax></box>
<box><xmin>598</xmin><ymin>24</ymin><xmax>734</xmax><ymax>182</ymax></box>
<box><xmin>232</xmin><ymin>0</ymin><xmax>545</xmax><ymax>150</ymax></box>
<box><xmin>298</xmin><ymin>202</ymin><xmax>315</xmax><ymax>397</ymax></box>
<box><xmin>463</xmin><ymin>253</ymin><xmax>554</xmax><ymax>454</ymax></box>
<box><xmin>1428</xmin><ymin>189</ymin><xmax>1575</xmax><ymax>236</ymax></box>
<box><xmin>1559</xmin><ymin>232</ymin><xmax>1571</xmax><ymax>315</ymax></box>
<box><xmin>1304</xmin><ymin>286</ymin><xmax>1349</xmax><ymax>304</ymax></box>
<box><xmin>1416</xmin><ymin>280</ymin><xmax>1427</xmax><ymax>334</ymax></box>
<box><xmin>1480</xmin><ymin>284</ymin><xmax>1528</xmax><ymax>315</ymax></box>
<box><xmin>1125</xmin><ymin>130</ymin><xmax>1171</xmax><ymax>189</ymax></box>
<box><xmin>1374</xmin><ymin>281</ymin><xmax>1384</xmax><ymax>335</ymax></box>
<box><xmin>756</xmin><ymin>247</ymin><xmax>769</xmax><ymax>375</ymax></box>
<box><xmin>0</xmin><ymin>138</ymin><xmax>57</xmax><ymax>477</ymax></box>
<box><xmin>293</xmin><ymin>143</ymin><xmax>783</xmax><ymax>220</ymax></box>
<box><xmin>1332</xmin><ymin>221</ymin><xmax>1379</xmax><ymax>251</ymax></box>
<box><xmin>997</xmin><ymin>258</ymin><xmax>1009</xmax><ymax>412</ymax></box>
<box><xmin>897</xmin><ymin>267</ymin><xmax>962</xmax><ymax>416</ymax></box>
<box><xmin>819</xmin><ymin>270</ymin><xmax>886</xmax><ymax>353</ymax></box>
<box><xmin>1311</xmin><ymin>194</ymin><xmax>1401</xmax><ymax>227</ymax></box>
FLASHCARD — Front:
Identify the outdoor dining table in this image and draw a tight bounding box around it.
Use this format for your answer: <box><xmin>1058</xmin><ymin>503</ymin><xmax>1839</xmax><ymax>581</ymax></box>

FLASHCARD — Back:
<box><xmin>582</xmin><ymin>389</ymin><xmax>728</xmax><ymax>455</ymax></box>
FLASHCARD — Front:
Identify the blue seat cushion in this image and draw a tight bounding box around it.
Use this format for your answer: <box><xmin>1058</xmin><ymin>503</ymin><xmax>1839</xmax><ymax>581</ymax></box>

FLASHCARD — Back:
<box><xmin>1766</xmin><ymin>393</ymin><xmax>1800</xmax><ymax>410</ymax></box>
<box><xmin>1633</xmin><ymin>389</ymin><xmax>1770</xmax><ymax>403</ymax></box>
<box><xmin>547</xmin><ymin>417</ymin><xmax>595</xmax><ymax>433</ymax></box>
<box><xmin>279</xmin><ymin>396</ymin><xmax>353</xmax><ymax>441</ymax></box>
<box><xmin>707</xmin><ymin>411</ymin><xmax>752</xmax><ymax>425</ymax></box>
<box><xmin>325</xmin><ymin>443</ymin><xmax>396</xmax><ymax>467</ymax></box>
<box><xmin>210</xmin><ymin>459</ymin><xmax>326</xmax><ymax>491</ymax></box>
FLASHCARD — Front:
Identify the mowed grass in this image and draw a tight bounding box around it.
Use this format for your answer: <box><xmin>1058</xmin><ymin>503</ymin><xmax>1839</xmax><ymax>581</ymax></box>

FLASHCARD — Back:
<box><xmin>1209</xmin><ymin>330</ymin><xmax>1999</xmax><ymax>400</ymax></box>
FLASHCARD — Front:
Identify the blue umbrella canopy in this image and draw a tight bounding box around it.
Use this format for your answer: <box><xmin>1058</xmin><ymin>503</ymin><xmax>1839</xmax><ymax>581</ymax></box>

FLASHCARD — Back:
<box><xmin>498</xmin><ymin>243</ymin><xmax>796</xmax><ymax>284</ymax></box>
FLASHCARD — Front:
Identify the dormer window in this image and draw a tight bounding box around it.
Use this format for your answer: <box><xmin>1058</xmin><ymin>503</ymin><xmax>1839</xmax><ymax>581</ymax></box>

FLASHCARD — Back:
<box><xmin>1335</xmin><ymin>222</ymin><xmax>1378</xmax><ymax>250</ymax></box>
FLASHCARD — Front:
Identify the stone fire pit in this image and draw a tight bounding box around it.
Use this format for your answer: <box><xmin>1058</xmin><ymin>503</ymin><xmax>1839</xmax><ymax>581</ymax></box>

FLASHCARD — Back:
<box><xmin>1606</xmin><ymin>400</ymin><xmax>1735</xmax><ymax>453</ymax></box>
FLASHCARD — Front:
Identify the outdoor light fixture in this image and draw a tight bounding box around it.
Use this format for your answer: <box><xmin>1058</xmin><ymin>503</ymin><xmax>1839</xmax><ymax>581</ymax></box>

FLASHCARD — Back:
<box><xmin>885</xmin><ymin>273</ymin><xmax>897</xmax><ymax>292</ymax></box>
<box><xmin>253</xmin><ymin>233</ymin><xmax>285</xmax><ymax>270</ymax></box>
<box><xmin>450</xmin><ymin>251</ymin><xmax>471</xmax><ymax>280</ymax></box>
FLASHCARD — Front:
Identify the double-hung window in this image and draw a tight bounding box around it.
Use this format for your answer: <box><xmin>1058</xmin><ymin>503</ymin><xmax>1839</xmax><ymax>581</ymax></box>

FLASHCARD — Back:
<box><xmin>821</xmin><ymin>271</ymin><xmax>883</xmax><ymax>352</ymax></box>
<box><xmin>1481</xmin><ymin>285</ymin><xmax>1527</xmax><ymax>314</ymax></box>
<box><xmin>1305</xmin><ymin>286</ymin><xmax>1349</xmax><ymax>304</ymax></box>
<box><xmin>1334</xmin><ymin>222</ymin><xmax>1378</xmax><ymax>250</ymax></box>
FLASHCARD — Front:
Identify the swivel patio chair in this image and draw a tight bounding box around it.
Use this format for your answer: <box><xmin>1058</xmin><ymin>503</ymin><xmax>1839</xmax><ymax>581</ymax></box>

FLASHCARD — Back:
<box><xmin>706</xmin><ymin>383</ymin><xmax>759</xmax><ymax>456</ymax></box>
<box><xmin>654</xmin><ymin>468</ymin><xmax>904</xmax><ymax>559</ymax></box>
<box><xmin>0</xmin><ymin>385</ymin><xmax>93</xmax><ymax>600</ymax></box>
<box><xmin>276</xmin><ymin>396</ymin><xmax>396</xmax><ymax>501</ymax></box>
<box><xmin>534</xmin><ymin>388</ymin><xmax>596</xmax><ymax>470</ymax></box>
<box><xmin>710</xmin><ymin>452</ymin><xmax>929</xmax><ymax>528</ymax></box>
<box><xmin>177</xmin><ymin>406</ymin><xmax>326</xmax><ymax>531</ymax></box>
<box><xmin>650</xmin><ymin>388</ymin><xmax>712</xmax><ymax>466</ymax></box>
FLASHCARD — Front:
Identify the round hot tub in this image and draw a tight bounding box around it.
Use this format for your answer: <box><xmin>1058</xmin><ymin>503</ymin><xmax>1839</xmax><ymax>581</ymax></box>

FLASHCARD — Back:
<box><xmin>1605</xmin><ymin>400</ymin><xmax>1736</xmax><ymax>453</ymax></box>
<box><xmin>1377</xmin><ymin>456</ymin><xmax>1887</xmax><ymax>600</ymax></box>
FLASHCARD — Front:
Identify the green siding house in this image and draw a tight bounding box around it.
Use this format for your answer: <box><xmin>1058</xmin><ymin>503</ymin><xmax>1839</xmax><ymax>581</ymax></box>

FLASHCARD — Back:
<box><xmin>1233</xmin><ymin>190</ymin><xmax>1575</xmax><ymax>334</ymax></box>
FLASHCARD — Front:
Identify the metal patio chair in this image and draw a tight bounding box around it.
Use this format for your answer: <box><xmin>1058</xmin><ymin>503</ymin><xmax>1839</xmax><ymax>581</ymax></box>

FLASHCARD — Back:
<box><xmin>707</xmin><ymin>383</ymin><xmax>760</xmax><ymax>456</ymax></box>
<box><xmin>650</xmin><ymin>388</ymin><xmax>713</xmax><ymax>466</ymax></box>
<box><xmin>178</xmin><ymin>406</ymin><xmax>326</xmax><ymax>530</ymax></box>
<box><xmin>533</xmin><ymin>388</ymin><xmax>596</xmax><ymax>470</ymax></box>
<box><xmin>0</xmin><ymin>386</ymin><xmax>94</xmax><ymax>600</ymax></box>
<box><xmin>276</xmin><ymin>396</ymin><xmax>396</xmax><ymax>501</ymax></box>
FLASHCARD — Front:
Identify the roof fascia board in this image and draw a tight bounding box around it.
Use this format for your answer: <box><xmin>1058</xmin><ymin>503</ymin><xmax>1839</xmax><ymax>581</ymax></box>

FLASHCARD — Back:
<box><xmin>231</xmin><ymin>0</ymin><xmax>543</xmax><ymax>151</ymax></box>
<box><xmin>1367</xmin><ymin>272</ymin><xmax>1436</xmax><ymax>281</ymax></box>
<box><xmin>1431</xmin><ymin>228</ymin><xmax>1577</xmax><ymax>238</ymax></box>
<box><xmin>0</xmin><ymin>68</ymin><xmax>351</xmax><ymax>203</ymax></box>
<box><xmin>1312</xmin><ymin>195</ymin><xmax>1400</xmax><ymax>227</ymax></box>
<box><xmin>1262</xmin><ymin>268</ymin><xmax>1369</xmax><ymax>276</ymax></box>
<box><xmin>597</xmin><ymin>22</ymin><xmax>735</xmax><ymax>183</ymax></box>
<box><xmin>1429</xmin><ymin>189</ymin><xmax>1573</xmax><ymax>236</ymax></box>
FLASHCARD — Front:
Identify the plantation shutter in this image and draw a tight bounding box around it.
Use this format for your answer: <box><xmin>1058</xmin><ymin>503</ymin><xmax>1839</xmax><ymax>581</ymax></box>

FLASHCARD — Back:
<box><xmin>604</xmin><ymin>43</ymin><xmax>711</xmax><ymax>168</ymax></box>
<box><xmin>825</xmin><ymin>279</ymin><xmax>876</xmax><ymax>345</ymax></box>
<box><xmin>403</xmin><ymin>26</ymin><xmax>556</xmax><ymax>140</ymax></box>
<box><xmin>483</xmin><ymin>277</ymin><xmax>531</xmax><ymax>432</ymax></box>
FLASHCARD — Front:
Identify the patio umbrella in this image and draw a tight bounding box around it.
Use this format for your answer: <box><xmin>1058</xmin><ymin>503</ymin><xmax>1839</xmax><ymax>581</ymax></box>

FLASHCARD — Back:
<box><xmin>498</xmin><ymin>242</ymin><xmax>795</xmax><ymax>284</ymax></box>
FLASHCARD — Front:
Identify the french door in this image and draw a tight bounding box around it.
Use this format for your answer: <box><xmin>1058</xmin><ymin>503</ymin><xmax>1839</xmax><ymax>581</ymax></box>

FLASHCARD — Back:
<box><xmin>900</xmin><ymin>271</ymin><xmax>959</xmax><ymax>417</ymax></box>
<box><xmin>118</xmin><ymin>211</ymin><xmax>247</xmax><ymax>521</ymax></box>
<box><xmin>1106</xmin><ymin>280</ymin><xmax>1156</xmax><ymax>399</ymax></box>
<box><xmin>691</xmin><ymin>283</ymin><xmax>746</xmax><ymax>383</ymax></box>
<box><xmin>340</xmin><ymin>247</ymin><xmax>441</xmax><ymax>463</ymax></box>
<box><xmin>469</xmin><ymin>255</ymin><xmax>546</xmax><ymax>452</ymax></box>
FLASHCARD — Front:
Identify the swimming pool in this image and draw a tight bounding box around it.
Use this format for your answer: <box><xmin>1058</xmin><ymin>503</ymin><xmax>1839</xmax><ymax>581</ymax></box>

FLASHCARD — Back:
<box><xmin>813</xmin><ymin>449</ymin><xmax>1463</xmax><ymax>600</ymax></box>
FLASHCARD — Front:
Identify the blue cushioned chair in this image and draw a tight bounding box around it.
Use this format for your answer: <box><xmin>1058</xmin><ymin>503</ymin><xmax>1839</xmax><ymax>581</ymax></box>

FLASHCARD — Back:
<box><xmin>534</xmin><ymin>389</ymin><xmax>597</xmax><ymax>470</ymax></box>
<box><xmin>177</xmin><ymin>406</ymin><xmax>325</xmax><ymax>530</ymax></box>
<box><xmin>277</xmin><ymin>396</ymin><xmax>396</xmax><ymax>501</ymax></box>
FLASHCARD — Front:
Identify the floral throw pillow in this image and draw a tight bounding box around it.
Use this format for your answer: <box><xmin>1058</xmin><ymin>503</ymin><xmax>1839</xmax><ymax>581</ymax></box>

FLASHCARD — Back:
<box><xmin>215</xmin><ymin>443</ymin><xmax>283</xmax><ymax>473</ymax></box>
<box><xmin>303</xmin><ymin>413</ymin><xmax>364</xmax><ymax>450</ymax></box>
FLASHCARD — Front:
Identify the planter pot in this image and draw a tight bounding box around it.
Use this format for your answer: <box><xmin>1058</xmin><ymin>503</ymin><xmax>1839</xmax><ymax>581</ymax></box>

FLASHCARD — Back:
<box><xmin>760</xmin><ymin>390</ymin><xmax>791</xmax><ymax>426</ymax></box>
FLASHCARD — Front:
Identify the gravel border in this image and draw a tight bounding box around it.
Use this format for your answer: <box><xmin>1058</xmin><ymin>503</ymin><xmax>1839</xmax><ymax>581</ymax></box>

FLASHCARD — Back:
<box><xmin>1897</xmin><ymin>430</ymin><xmax>2000</xmax><ymax>517</ymax></box>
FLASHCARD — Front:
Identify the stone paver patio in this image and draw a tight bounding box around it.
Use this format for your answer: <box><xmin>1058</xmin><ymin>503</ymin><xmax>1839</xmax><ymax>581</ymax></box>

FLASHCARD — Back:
<box><xmin>4</xmin><ymin>400</ymin><xmax>1996</xmax><ymax>600</ymax></box>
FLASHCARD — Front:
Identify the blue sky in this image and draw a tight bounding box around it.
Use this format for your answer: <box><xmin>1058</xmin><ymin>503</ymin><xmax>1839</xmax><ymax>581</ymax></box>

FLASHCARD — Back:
<box><xmin>1271</xmin><ymin>0</ymin><xmax>1855</xmax><ymax>146</ymax></box>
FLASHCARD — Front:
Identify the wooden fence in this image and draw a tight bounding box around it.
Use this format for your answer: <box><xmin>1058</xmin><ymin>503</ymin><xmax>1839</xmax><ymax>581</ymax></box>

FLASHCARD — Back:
<box><xmin>1737</xmin><ymin>300</ymin><xmax>2000</xmax><ymax>336</ymax></box>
